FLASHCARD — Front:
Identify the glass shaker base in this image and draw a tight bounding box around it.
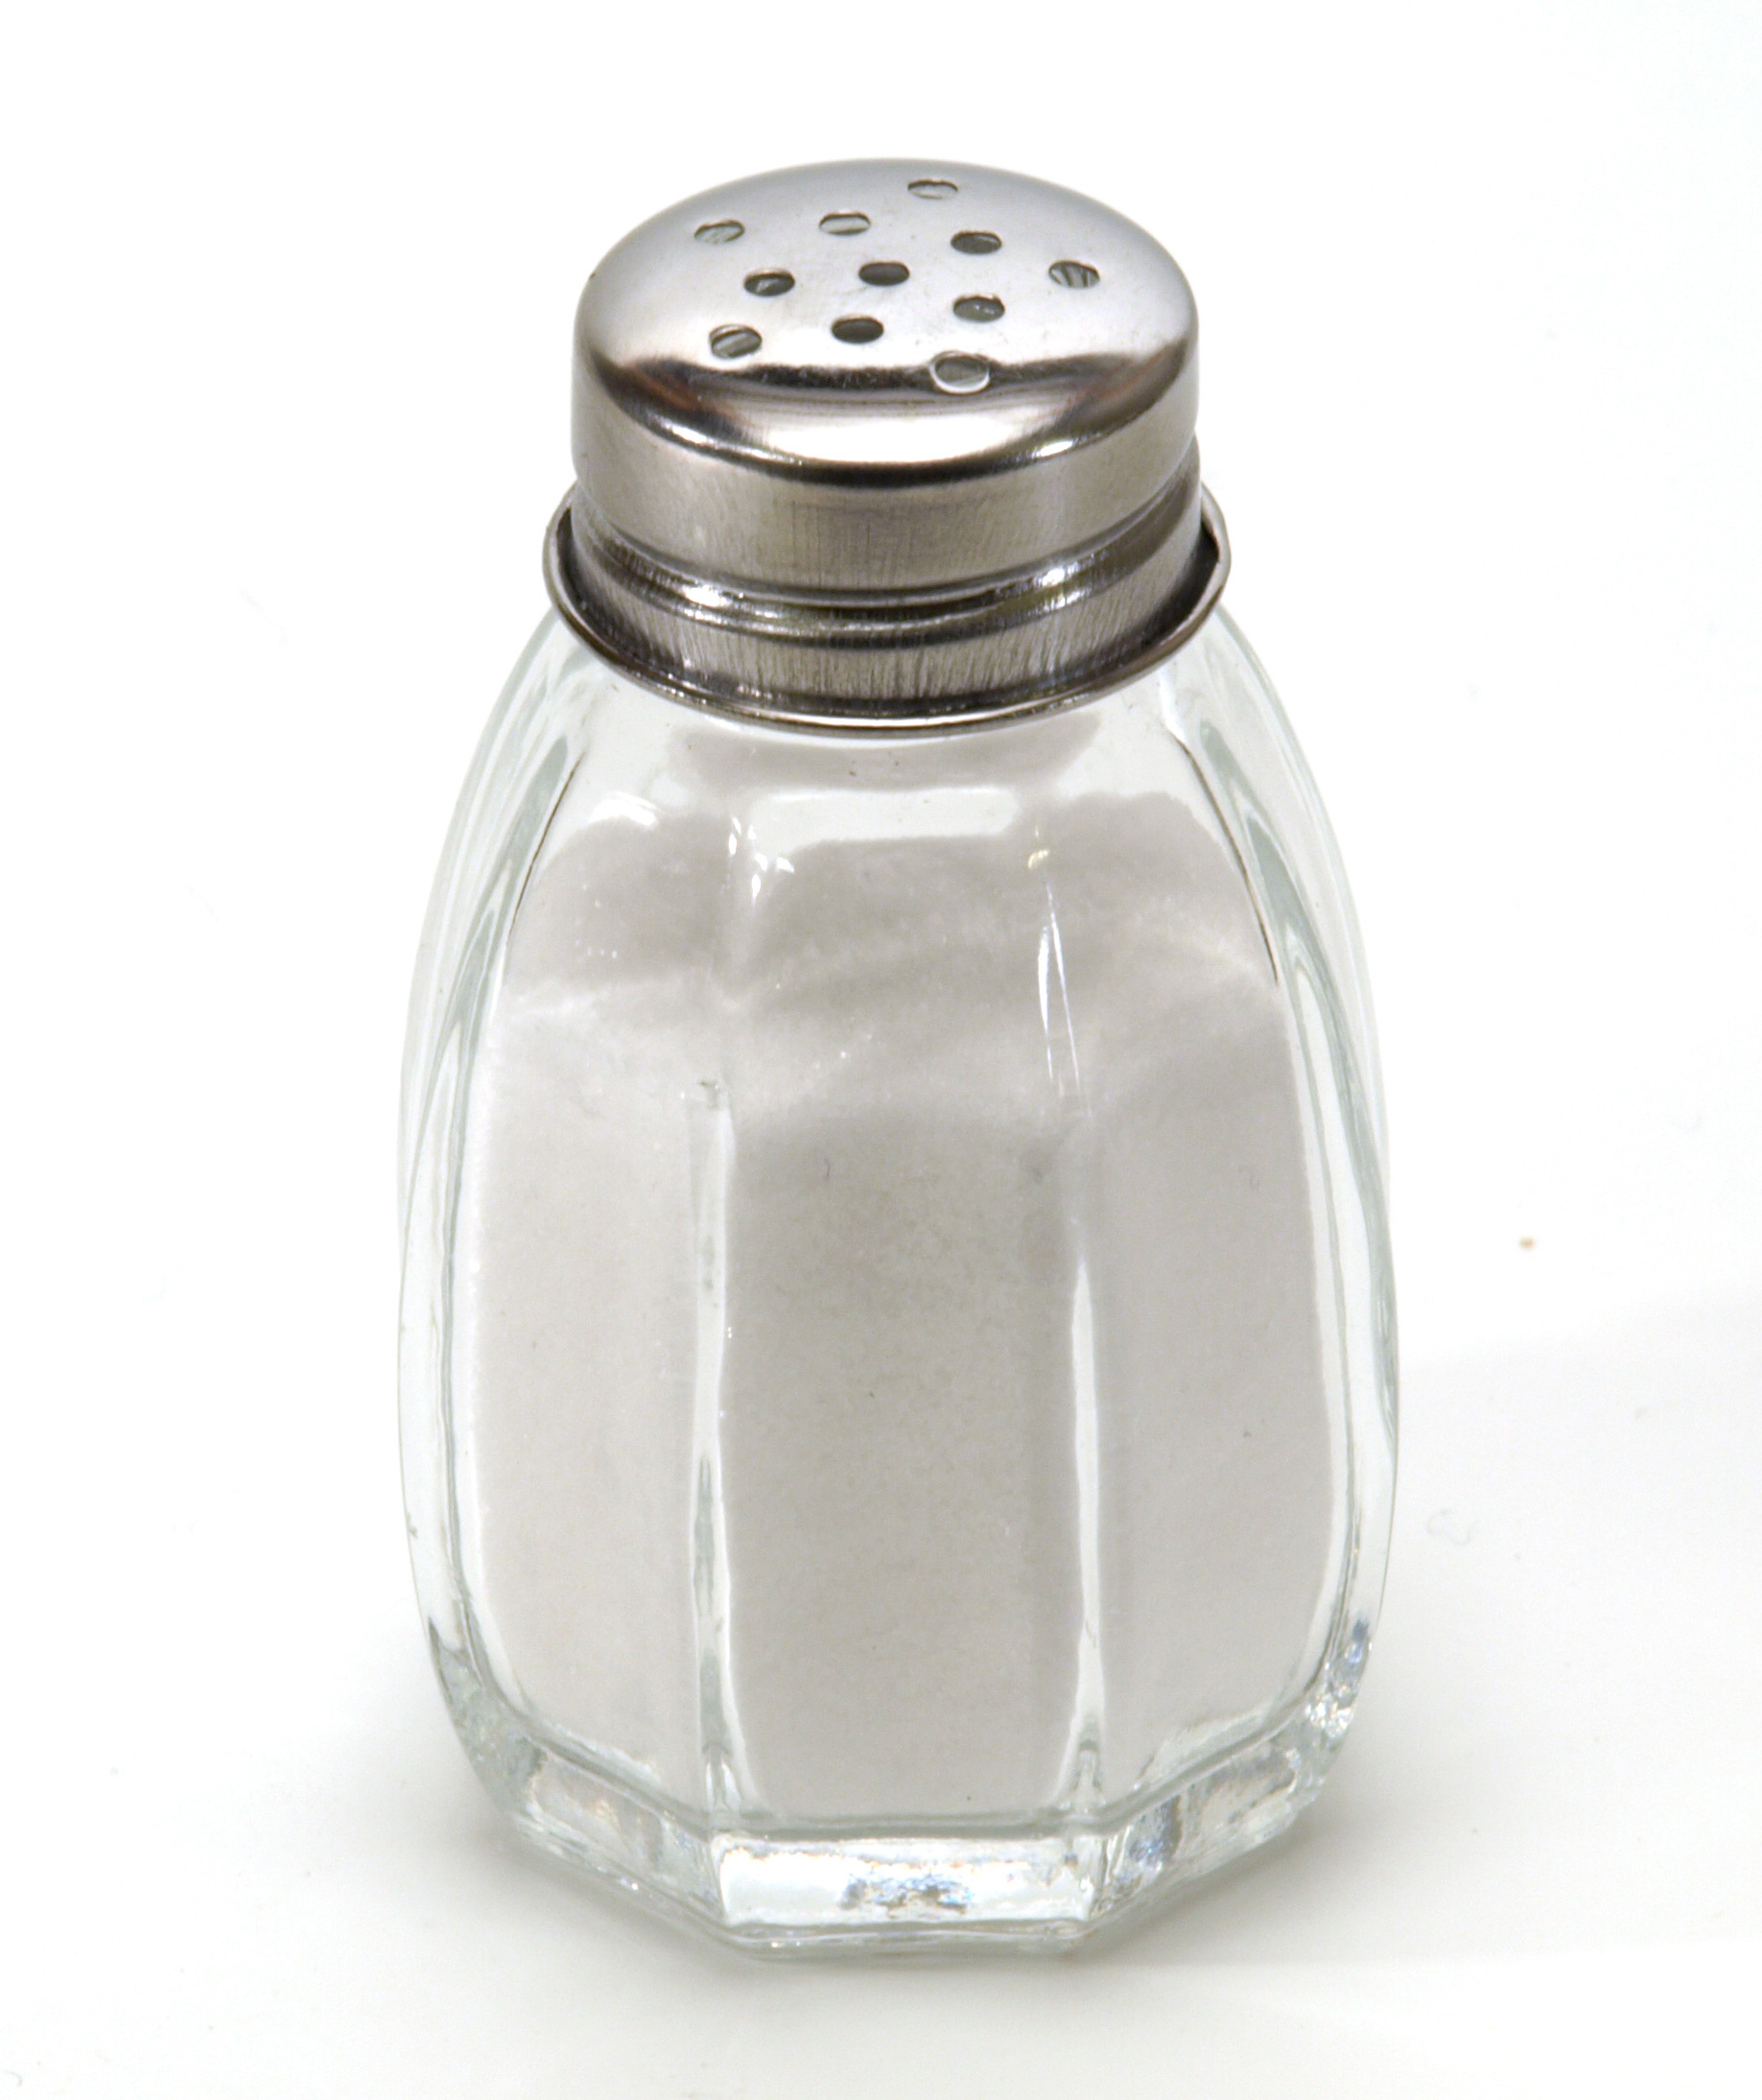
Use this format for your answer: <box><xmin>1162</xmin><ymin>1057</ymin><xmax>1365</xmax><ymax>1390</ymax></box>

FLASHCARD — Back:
<box><xmin>431</xmin><ymin>1620</ymin><xmax>1371</xmax><ymax>1954</ymax></box>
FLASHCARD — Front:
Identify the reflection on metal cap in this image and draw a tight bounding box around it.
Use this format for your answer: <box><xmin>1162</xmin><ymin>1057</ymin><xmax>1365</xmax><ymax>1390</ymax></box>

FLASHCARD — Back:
<box><xmin>549</xmin><ymin>160</ymin><xmax>1228</xmax><ymax>726</ymax></box>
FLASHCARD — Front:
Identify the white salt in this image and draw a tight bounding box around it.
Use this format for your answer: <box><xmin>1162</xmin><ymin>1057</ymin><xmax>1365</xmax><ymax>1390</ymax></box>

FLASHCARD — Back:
<box><xmin>453</xmin><ymin>677</ymin><xmax>1330</xmax><ymax>1822</ymax></box>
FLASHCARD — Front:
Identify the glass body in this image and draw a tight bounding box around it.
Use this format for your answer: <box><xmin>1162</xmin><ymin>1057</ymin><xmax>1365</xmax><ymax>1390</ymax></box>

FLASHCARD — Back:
<box><xmin>399</xmin><ymin>607</ymin><xmax>1396</xmax><ymax>1950</ymax></box>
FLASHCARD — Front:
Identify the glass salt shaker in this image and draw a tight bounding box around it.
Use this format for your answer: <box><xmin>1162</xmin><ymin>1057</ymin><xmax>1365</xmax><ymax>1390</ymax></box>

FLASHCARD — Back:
<box><xmin>399</xmin><ymin>160</ymin><xmax>1397</xmax><ymax>1951</ymax></box>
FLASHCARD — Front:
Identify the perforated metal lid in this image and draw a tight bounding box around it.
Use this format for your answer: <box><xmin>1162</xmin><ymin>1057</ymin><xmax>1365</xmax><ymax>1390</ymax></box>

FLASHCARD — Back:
<box><xmin>544</xmin><ymin>160</ymin><xmax>1228</xmax><ymax>727</ymax></box>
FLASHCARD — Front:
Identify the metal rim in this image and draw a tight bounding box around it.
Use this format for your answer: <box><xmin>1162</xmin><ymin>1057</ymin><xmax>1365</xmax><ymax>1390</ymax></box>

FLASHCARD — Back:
<box><xmin>542</xmin><ymin>487</ymin><xmax>1231</xmax><ymax>735</ymax></box>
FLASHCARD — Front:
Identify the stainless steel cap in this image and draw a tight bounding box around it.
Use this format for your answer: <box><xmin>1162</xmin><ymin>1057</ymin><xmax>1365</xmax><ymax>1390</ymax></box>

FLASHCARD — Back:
<box><xmin>545</xmin><ymin>160</ymin><xmax>1228</xmax><ymax>726</ymax></box>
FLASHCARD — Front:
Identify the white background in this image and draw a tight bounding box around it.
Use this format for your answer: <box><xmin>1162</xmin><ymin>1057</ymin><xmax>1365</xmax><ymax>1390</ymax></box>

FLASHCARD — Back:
<box><xmin>3</xmin><ymin>2</ymin><xmax>1758</xmax><ymax>2092</ymax></box>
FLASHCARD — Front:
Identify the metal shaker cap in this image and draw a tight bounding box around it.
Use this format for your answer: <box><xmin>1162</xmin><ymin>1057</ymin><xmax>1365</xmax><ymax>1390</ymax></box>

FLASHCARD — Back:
<box><xmin>546</xmin><ymin>160</ymin><xmax>1228</xmax><ymax>727</ymax></box>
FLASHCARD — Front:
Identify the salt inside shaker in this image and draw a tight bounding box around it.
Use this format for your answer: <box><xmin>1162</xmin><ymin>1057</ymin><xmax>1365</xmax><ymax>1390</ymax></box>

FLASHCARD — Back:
<box><xmin>399</xmin><ymin>160</ymin><xmax>1397</xmax><ymax>1950</ymax></box>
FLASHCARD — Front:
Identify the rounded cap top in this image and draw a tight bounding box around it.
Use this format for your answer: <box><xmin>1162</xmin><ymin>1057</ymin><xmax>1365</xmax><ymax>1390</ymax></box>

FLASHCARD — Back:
<box><xmin>550</xmin><ymin>160</ymin><xmax>1227</xmax><ymax>725</ymax></box>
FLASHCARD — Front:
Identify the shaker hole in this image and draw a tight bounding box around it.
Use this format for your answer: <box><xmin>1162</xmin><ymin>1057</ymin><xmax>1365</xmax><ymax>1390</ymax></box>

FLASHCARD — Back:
<box><xmin>859</xmin><ymin>260</ymin><xmax>910</xmax><ymax>286</ymax></box>
<box><xmin>908</xmin><ymin>178</ymin><xmax>959</xmax><ymax>200</ymax></box>
<box><xmin>820</xmin><ymin>210</ymin><xmax>872</xmax><ymax>236</ymax></box>
<box><xmin>929</xmin><ymin>351</ymin><xmax>990</xmax><ymax>393</ymax></box>
<box><xmin>694</xmin><ymin>219</ymin><xmax>744</xmax><ymax>245</ymax></box>
<box><xmin>1049</xmin><ymin>259</ymin><xmax>1100</xmax><ymax>288</ymax></box>
<box><xmin>951</xmin><ymin>230</ymin><xmax>1001</xmax><ymax>255</ymax></box>
<box><xmin>953</xmin><ymin>295</ymin><xmax>1004</xmax><ymax>323</ymax></box>
<box><xmin>743</xmin><ymin>270</ymin><xmax>795</xmax><ymax>297</ymax></box>
<box><xmin>710</xmin><ymin>324</ymin><xmax>763</xmax><ymax>359</ymax></box>
<box><xmin>832</xmin><ymin>315</ymin><xmax>884</xmax><ymax>344</ymax></box>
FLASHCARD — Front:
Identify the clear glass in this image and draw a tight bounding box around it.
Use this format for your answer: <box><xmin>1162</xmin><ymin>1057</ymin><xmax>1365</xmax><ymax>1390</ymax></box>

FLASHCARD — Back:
<box><xmin>399</xmin><ymin>609</ymin><xmax>1396</xmax><ymax>1951</ymax></box>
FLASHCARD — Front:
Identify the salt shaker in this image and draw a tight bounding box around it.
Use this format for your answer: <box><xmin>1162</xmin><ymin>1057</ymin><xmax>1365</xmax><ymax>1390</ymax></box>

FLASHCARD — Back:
<box><xmin>399</xmin><ymin>160</ymin><xmax>1396</xmax><ymax>1950</ymax></box>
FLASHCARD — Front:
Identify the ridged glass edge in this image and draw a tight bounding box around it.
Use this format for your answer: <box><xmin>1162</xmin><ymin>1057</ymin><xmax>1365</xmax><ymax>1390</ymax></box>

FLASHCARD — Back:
<box><xmin>1161</xmin><ymin>610</ymin><xmax>1398</xmax><ymax>1740</ymax></box>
